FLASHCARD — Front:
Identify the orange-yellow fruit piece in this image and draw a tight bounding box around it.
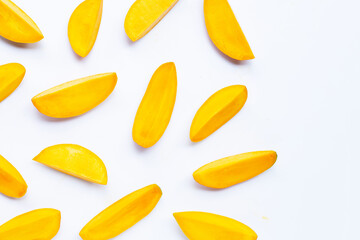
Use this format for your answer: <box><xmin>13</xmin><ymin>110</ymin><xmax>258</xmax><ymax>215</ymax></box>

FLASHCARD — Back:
<box><xmin>190</xmin><ymin>85</ymin><xmax>247</xmax><ymax>142</ymax></box>
<box><xmin>125</xmin><ymin>0</ymin><xmax>179</xmax><ymax>41</ymax></box>
<box><xmin>174</xmin><ymin>211</ymin><xmax>258</xmax><ymax>240</ymax></box>
<box><xmin>0</xmin><ymin>63</ymin><xmax>25</xmax><ymax>102</ymax></box>
<box><xmin>33</xmin><ymin>144</ymin><xmax>108</xmax><ymax>185</ymax></box>
<box><xmin>0</xmin><ymin>208</ymin><xmax>61</xmax><ymax>240</ymax></box>
<box><xmin>0</xmin><ymin>0</ymin><xmax>43</xmax><ymax>43</ymax></box>
<box><xmin>0</xmin><ymin>154</ymin><xmax>27</xmax><ymax>198</ymax></box>
<box><xmin>80</xmin><ymin>184</ymin><xmax>162</xmax><ymax>240</ymax></box>
<box><xmin>193</xmin><ymin>151</ymin><xmax>277</xmax><ymax>189</ymax></box>
<box><xmin>133</xmin><ymin>62</ymin><xmax>177</xmax><ymax>148</ymax></box>
<box><xmin>204</xmin><ymin>0</ymin><xmax>254</xmax><ymax>60</ymax></box>
<box><xmin>68</xmin><ymin>0</ymin><xmax>103</xmax><ymax>57</ymax></box>
<box><xmin>31</xmin><ymin>72</ymin><xmax>117</xmax><ymax>118</ymax></box>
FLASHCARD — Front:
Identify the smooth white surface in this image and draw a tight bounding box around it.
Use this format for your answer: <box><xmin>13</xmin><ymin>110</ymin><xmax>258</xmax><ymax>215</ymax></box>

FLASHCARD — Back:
<box><xmin>0</xmin><ymin>0</ymin><xmax>359</xmax><ymax>239</ymax></box>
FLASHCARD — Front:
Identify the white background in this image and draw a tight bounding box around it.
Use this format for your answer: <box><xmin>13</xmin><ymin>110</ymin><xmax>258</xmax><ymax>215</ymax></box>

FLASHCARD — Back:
<box><xmin>0</xmin><ymin>0</ymin><xmax>359</xmax><ymax>239</ymax></box>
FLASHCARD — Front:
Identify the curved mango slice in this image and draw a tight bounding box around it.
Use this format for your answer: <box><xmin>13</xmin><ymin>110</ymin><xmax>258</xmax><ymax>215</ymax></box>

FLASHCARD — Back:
<box><xmin>32</xmin><ymin>72</ymin><xmax>117</xmax><ymax>118</ymax></box>
<box><xmin>0</xmin><ymin>0</ymin><xmax>43</xmax><ymax>43</ymax></box>
<box><xmin>133</xmin><ymin>62</ymin><xmax>177</xmax><ymax>148</ymax></box>
<box><xmin>204</xmin><ymin>0</ymin><xmax>254</xmax><ymax>60</ymax></box>
<box><xmin>68</xmin><ymin>0</ymin><xmax>103</xmax><ymax>57</ymax></box>
<box><xmin>0</xmin><ymin>63</ymin><xmax>25</xmax><ymax>102</ymax></box>
<box><xmin>193</xmin><ymin>151</ymin><xmax>277</xmax><ymax>189</ymax></box>
<box><xmin>0</xmin><ymin>154</ymin><xmax>27</xmax><ymax>198</ymax></box>
<box><xmin>0</xmin><ymin>208</ymin><xmax>61</xmax><ymax>240</ymax></box>
<box><xmin>125</xmin><ymin>0</ymin><xmax>179</xmax><ymax>41</ymax></box>
<box><xmin>80</xmin><ymin>184</ymin><xmax>162</xmax><ymax>240</ymax></box>
<box><xmin>190</xmin><ymin>85</ymin><xmax>247</xmax><ymax>142</ymax></box>
<box><xmin>174</xmin><ymin>211</ymin><xmax>258</xmax><ymax>240</ymax></box>
<box><xmin>33</xmin><ymin>144</ymin><xmax>108</xmax><ymax>185</ymax></box>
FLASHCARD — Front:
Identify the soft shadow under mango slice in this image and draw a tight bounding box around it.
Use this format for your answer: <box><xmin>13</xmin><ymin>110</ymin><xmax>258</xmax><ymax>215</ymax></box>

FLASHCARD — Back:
<box><xmin>0</xmin><ymin>154</ymin><xmax>27</xmax><ymax>198</ymax></box>
<box><xmin>0</xmin><ymin>63</ymin><xmax>25</xmax><ymax>102</ymax></box>
<box><xmin>34</xmin><ymin>144</ymin><xmax>108</xmax><ymax>185</ymax></box>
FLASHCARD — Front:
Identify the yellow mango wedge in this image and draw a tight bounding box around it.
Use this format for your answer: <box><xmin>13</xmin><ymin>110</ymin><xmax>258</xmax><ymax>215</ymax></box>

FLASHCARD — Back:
<box><xmin>133</xmin><ymin>62</ymin><xmax>177</xmax><ymax>148</ymax></box>
<box><xmin>204</xmin><ymin>0</ymin><xmax>254</xmax><ymax>60</ymax></box>
<box><xmin>190</xmin><ymin>85</ymin><xmax>247</xmax><ymax>142</ymax></box>
<box><xmin>174</xmin><ymin>211</ymin><xmax>258</xmax><ymax>240</ymax></box>
<box><xmin>125</xmin><ymin>0</ymin><xmax>179</xmax><ymax>41</ymax></box>
<box><xmin>32</xmin><ymin>72</ymin><xmax>117</xmax><ymax>118</ymax></box>
<box><xmin>0</xmin><ymin>63</ymin><xmax>25</xmax><ymax>102</ymax></box>
<box><xmin>0</xmin><ymin>0</ymin><xmax>43</xmax><ymax>43</ymax></box>
<box><xmin>193</xmin><ymin>151</ymin><xmax>277</xmax><ymax>189</ymax></box>
<box><xmin>80</xmin><ymin>184</ymin><xmax>162</xmax><ymax>240</ymax></box>
<box><xmin>68</xmin><ymin>0</ymin><xmax>103</xmax><ymax>57</ymax></box>
<box><xmin>0</xmin><ymin>154</ymin><xmax>27</xmax><ymax>198</ymax></box>
<box><xmin>33</xmin><ymin>144</ymin><xmax>108</xmax><ymax>185</ymax></box>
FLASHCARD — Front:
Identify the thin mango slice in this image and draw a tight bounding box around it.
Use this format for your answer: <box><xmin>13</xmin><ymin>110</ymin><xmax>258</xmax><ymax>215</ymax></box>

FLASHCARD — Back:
<box><xmin>32</xmin><ymin>72</ymin><xmax>117</xmax><ymax>118</ymax></box>
<box><xmin>174</xmin><ymin>211</ymin><xmax>258</xmax><ymax>240</ymax></box>
<box><xmin>80</xmin><ymin>184</ymin><xmax>162</xmax><ymax>240</ymax></box>
<box><xmin>0</xmin><ymin>154</ymin><xmax>27</xmax><ymax>198</ymax></box>
<box><xmin>0</xmin><ymin>0</ymin><xmax>43</xmax><ymax>43</ymax></box>
<box><xmin>190</xmin><ymin>85</ymin><xmax>247</xmax><ymax>142</ymax></box>
<box><xmin>33</xmin><ymin>144</ymin><xmax>108</xmax><ymax>185</ymax></box>
<box><xmin>193</xmin><ymin>151</ymin><xmax>277</xmax><ymax>189</ymax></box>
<box><xmin>68</xmin><ymin>0</ymin><xmax>103</xmax><ymax>57</ymax></box>
<box><xmin>0</xmin><ymin>208</ymin><xmax>61</xmax><ymax>240</ymax></box>
<box><xmin>204</xmin><ymin>0</ymin><xmax>254</xmax><ymax>60</ymax></box>
<box><xmin>133</xmin><ymin>62</ymin><xmax>177</xmax><ymax>148</ymax></box>
<box><xmin>0</xmin><ymin>63</ymin><xmax>25</xmax><ymax>102</ymax></box>
<box><xmin>125</xmin><ymin>0</ymin><xmax>179</xmax><ymax>41</ymax></box>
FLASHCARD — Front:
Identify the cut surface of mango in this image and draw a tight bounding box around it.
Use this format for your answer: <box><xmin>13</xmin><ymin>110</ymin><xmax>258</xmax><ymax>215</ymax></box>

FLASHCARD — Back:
<box><xmin>190</xmin><ymin>85</ymin><xmax>247</xmax><ymax>142</ymax></box>
<box><xmin>0</xmin><ymin>63</ymin><xmax>25</xmax><ymax>102</ymax></box>
<box><xmin>174</xmin><ymin>211</ymin><xmax>258</xmax><ymax>240</ymax></box>
<box><xmin>204</xmin><ymin>0</ymin><xmax>254</xmax><ymax>60</ymax></box>
<box><xmin>34</xmin><ymin>144</ymin><xmax>108</xmax><ymax>185</ymax></box>
<box><xmin>0</xmin><ymin>208</ymin><xmax>61</xmax><ymax>240</ymax></box>
<box><xmin>125</xmin><ymin>0</ymin><xmax>179</xmax><ymax>41</ymax></box>
<box><xmin>68</xmin><ymin>0</ymin><xmax>103</xmax><ymax>57</ymax></box>
<box><xmin>133</xmin><ymin>62</ymin><xmax>177</xmax><ymax>148</ymax></box>
<box><xmin>0</xmin><ymin>154</ymin><xmax>27</xmax><ymax>198</ymax></box>
<box><xmin>80</xmin><ymin>184</ymin><xmax>162</xmax><ymax>240</ymax></box>
<box><xmin>193</xmin><ymin>151</ymin><xmax>277</xmax><ymax>189</ymax></box>
<box><xmin>32</xmin><ymin>72</ymin><xmax>117</xmax><ymax>118</ymax></box>
<box><xmin>0</xmin><ymin>0</ymin><xmax>43</xmax><ymax>43</ymax></box>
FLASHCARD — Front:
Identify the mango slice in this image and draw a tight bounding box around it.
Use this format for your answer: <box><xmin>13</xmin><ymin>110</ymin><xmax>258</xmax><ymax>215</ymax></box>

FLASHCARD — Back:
<box><xmin>33</xmin><ymin>144</ymin><xmax>108</xmax><ymax>185</ymax></box>
<box><xmin>0</xmin><ymin>154</ymin><xmax>27</xmax><ymax>198</ymax></box>
<box><xmin>190</xmin><ymin>85</ymin><xmax>247</xmax><ymax>142</ymax></box>
<box><xmin>32</xmin><ymin>72</ymin><xmax>117</xmax><ymax>118</ymax></box>
<box><xmin>0</xmin><ymin>208</ymin><xmax>61</xmax><ymax>240</ymax></box>
<box><xmin>0</xmin><ymin>63</ymin><xmax>25</xmax><ymax>102</ymax></box>
<box><xmin>133</xmin><ymin>62</ymin><xmax>177</xmax><ymax>148</ymax></box>
<box><xmin>80</xmin><ymin>184</ymin><xmax>162</xmax><ymax>240</ymax></box>
<box><xmin>125</xmin><ymin>0</ymin><xmax>179</xmax><ymax>41</ymax></box>
<box><xmin>204</xmin><ymin>0</ymin><xmax>254</xmax><ymax>60</ymax></box>
<box><xmin>174</xmin><ymin>211</ymin><xmax>258</xmax><ymax>240</ymax></box>
<box><xmin>0</xmin><ymin>0</ymin><xmax>43</xmax><ymax>43</ymax></box>
<box><xmin>68</xmin><ymin>0</ymin><xmax>103</xmax><ymax>57</ymax></box>
<box><xmin>193</xmin><ymin>151</ymin><xmax>277</xmax><ymax>189</ymax></box>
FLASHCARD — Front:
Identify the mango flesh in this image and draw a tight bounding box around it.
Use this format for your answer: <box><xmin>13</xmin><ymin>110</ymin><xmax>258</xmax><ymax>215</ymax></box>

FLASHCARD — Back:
<box><xmin>80</xmin><ymin>184</ymin><xmax>162</xmax><ymax>240</ymax></box>
<box><xmin>174</xmin><ymin>211</ymin><xmax>258</xmax><ymax>240</ymax></box>
<box><xmin>204</xmin><ymin>0</ymin><xmax>254</xmax><ymax>60</ymax></box>
<box><xmin>0</xmin><ymin>208</ymin><xmax>61</xmax><ymax>240</ymax></box>
<box><xmin>0</xmin><ymin>63</ymin><xmax>25</xmax><ymax>102</ymax></box>
<box><xmin>31</xmin><ymin>72</ymin><xmax>117</xmax><ymax>118</ymax></box>
<box><xmin>33</xmin><ymin>144</ymin><xmax>108</xmax><ymax>185</ymax></box>
<box><xmin>68</xmin><ymin>0</ymin><xmax>103</xmax><ymax>57</ymax></box>
<box><xmin>125</xmin><ymin>0</ymin><xmax>179</xmax><ymax>41</ymax></box>
<box><xmin>190</xmin><ymin>85</ymin><xmax>247</xmax><ymax>142</ymax></box>
<box><xmin>133</xmin><ymin>62</ymin><xmax>177</xmax><ymax>148</ymax></box>
<box><xmin>0</xmin><ymin>0</ymin><xmax>43</xmax><ymax>43</ymax></box>
<box><xmin>0</xmin><ymin>154</ymin><xmax>27</xmax><ymax>198</ymax></box>
<box><xmin>193</xmin><ymin>151</ymin><xmax>277</xmax><ymax>189</ymax></box>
